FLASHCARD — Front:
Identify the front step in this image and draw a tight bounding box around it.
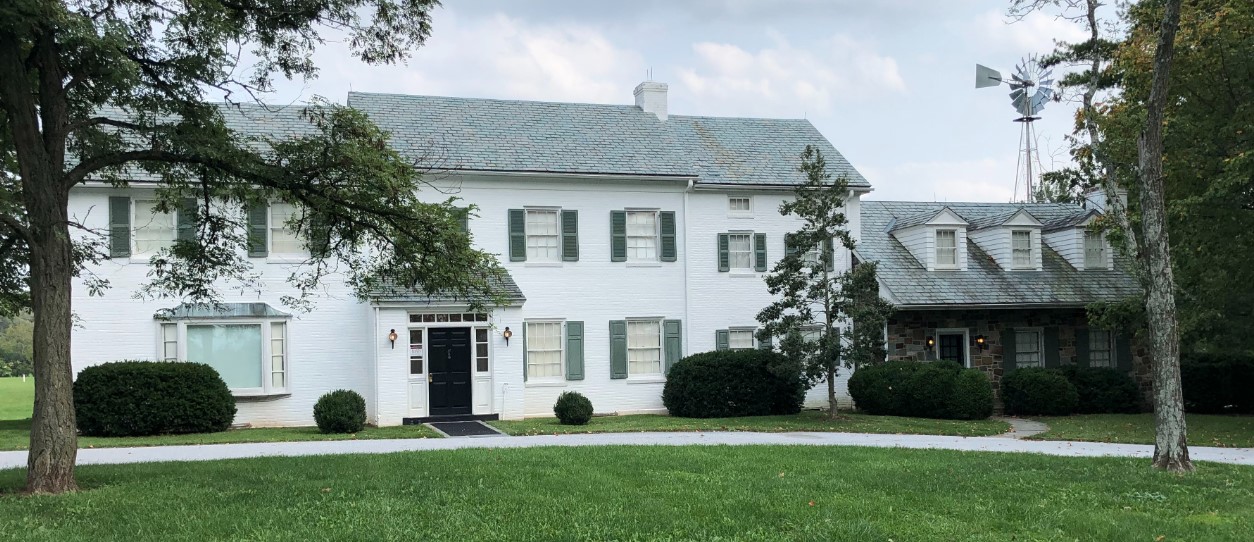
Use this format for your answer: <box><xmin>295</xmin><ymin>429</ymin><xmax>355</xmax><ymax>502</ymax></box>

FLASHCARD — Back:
<box><xmin>403</xmin><ymin>413</ymin><xmax>499</xmax><ymax>425</ymax></box>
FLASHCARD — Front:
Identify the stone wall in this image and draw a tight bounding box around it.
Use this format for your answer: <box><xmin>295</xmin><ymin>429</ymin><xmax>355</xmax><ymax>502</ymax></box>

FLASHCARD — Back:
<box><xmin>886</xmin><ymin>307</ymin><xmax>1151</xmax><ymax>401</ymax></box>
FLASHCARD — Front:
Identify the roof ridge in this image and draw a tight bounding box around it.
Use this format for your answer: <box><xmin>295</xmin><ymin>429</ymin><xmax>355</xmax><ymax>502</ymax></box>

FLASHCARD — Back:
<box><xmin>347</xmin><ymin>91</ymin><xmax>641</xmax><ymax>110</ymax></box>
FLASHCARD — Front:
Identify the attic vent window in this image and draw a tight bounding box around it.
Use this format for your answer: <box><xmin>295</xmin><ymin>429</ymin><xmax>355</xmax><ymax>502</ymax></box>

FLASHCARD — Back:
<box><xmin>935</xmin><ymin>229</ymin><xmax>957</xmax><ymax>268</ymax></box>
<box><xmin>729</xmin><ymin>197</ymin><xmax>751</xmax><ymax>213</ymax></box>
<box><xmin>1012</xmin><ymin>230</ymin><xmax>1033</xmax><ymax>269</ymax></box>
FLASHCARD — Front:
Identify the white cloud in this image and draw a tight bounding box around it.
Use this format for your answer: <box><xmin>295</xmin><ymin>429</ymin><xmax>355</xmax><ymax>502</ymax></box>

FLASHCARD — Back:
<box><xmin>861</xmin><ymin>157</ymin><xmax>1019</xmax><ymax>203</ymax></box>
<box><xmin>972</xmin><ymin>9</ymin><xmax>1089</xmax><ymax>56</ymax></box>
<box><xmin>674</xmin><ymin>33</ymin><xmax>905</xmax><ymax>117</ymax></box>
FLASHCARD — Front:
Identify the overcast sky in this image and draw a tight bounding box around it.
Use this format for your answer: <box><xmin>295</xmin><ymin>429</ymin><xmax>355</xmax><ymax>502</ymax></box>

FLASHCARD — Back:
<box><xmin>261</xmin><ymin>0</ymin><xmax>1090</xmax><ymax>202</ymax></box>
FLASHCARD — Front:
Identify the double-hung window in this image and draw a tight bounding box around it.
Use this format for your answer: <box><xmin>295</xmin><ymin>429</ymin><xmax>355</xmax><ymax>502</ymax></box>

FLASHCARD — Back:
<box><xmin>1011</xmin><ymin>230</ymin><xmax>1033</xmax><ymax>269</ymax></box>
<box><xmin>1089</xmin><ymin>329</ymin><xmax>1114</xmax><ymax>368</ymax></box>
<box><xmin>269</xmin><ymin>202</ymin><xmax>305</xmax><ymax>255</ymax></box>
<box><xmin>525</xmin><ymin>210</ymin><xmax>561</xmax><ymax>262</ymax></box>
<box><xmin>728</xmin><ymin>329</ymin><xmax>755</xmax><ymax>350</ymax></box>
<box><xmin>162</xmin><ymin>319</ymin><xmax>289</xmax><ymax>394</ymax></box>
<box><xmin>935</xmin><ymin>229</ymin><xmax>957</xmax><ymax>268</ymax></box>
<box><xmin>727</xmin><ymin>233</ymin><xmax>753</xmax><ymax>270</ymax></box>
<box><xmin>525</xmin><ymin>321</ymin><xmax>564</xmax><ymax>378</ymax></box>
<box><xmin>1015</xmin><ymin>329</ymin><xmax>1043</xmax><ymax>368</ymax></box>
<box><xmin>626</xmin><ymin>211</ymin><xmax>658</xmax><ymax>261</ymax></box>
<box><xmin>1084</xmin><ymin>231</ymin><xmax>1106</xmax><ymax>269</ymax></box>
<box><xmin>133</xmin><ymin>200</ymin><xmax>175</xmax><ymax>256</ymax></box>
<box><xmin>627</xmin><ymin>319</ymin><xmax>663</xmax><ymax>376</ymax></box>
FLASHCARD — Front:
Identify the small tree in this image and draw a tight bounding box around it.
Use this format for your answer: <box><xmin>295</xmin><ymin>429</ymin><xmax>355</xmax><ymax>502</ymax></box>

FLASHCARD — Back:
<box><xmin>756</xmin><ymin>146</ymin><xmax>893</xmax><ymax>418</ymax></box>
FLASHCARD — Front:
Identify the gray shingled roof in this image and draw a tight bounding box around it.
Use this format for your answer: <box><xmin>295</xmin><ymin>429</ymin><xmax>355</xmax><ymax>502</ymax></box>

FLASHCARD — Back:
<box><xmin>1042</xmin><ymin>209</ymin><xmax>1100</xmax><ymax>232</ymax></box>
<box><xmin>888</xmin><ymin>206</ymin><xmax>967</xmax><ymax>231</ymax></box>
<box><xmin>367</xmin><ymin>271</ymin><xmax>526</xmax><ymax>307</ymax></box>
<box><xmin>860</xmin><ymin>201</ymin><xmax>1140</xmax><ymax>307</ymax></box>
<box><xmin>346</xmin><ymin>92</ymin><xmax>870</xmax><ymax>188</ymax></box>
<box><xmin>154</xmin><ymin>302</ymin><xmax>291</xmax><ymax>320</ymax></box>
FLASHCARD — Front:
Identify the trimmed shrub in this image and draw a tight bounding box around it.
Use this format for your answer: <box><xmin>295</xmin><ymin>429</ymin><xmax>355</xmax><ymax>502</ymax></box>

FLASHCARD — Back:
<box><xmin>1058</xmin><ymin>366</ymin><xmax>1141</xmax><ymax>414</ymax></box>
<box><xmin>847</xmin><ymin>360</ymin><xmax>925</xmax><ymax>415</ymax></box>
<box><xmin>313</xmin><ymin>389</ymin><xmax>367</xmax><ymax>434</ymax></box>
<box><xmin>949</xmin><ymin>369</ymin><xmax>996</xmax><ymax>420</ymax></box>
<box><xmin>554</xmin><ymin>391</ymin><xmax>593</xmax><ymax>425</ymax></box>
<box><xmin>1181</xmin><ymin>352</ymin><xmax>1254</xmax><ymax>413</ymax></box>
<box><xmin>1001</xmin><ymin>368</ymin><xmax>1079</xmax><ymax>416</ymax></box>
<box><xmin>662</xmin><ymin>349</ymin><xmax>805</xmax><ymax>418</ymax></box>
<box><xmin>74</xmin><ymin>360</ymin><xmax>236</xmax><ymax>437</ymax></box>
<box><xmin>849</xmin><ymin>360</ymin><xmax>994</xmax><ymax>420</ymax></box>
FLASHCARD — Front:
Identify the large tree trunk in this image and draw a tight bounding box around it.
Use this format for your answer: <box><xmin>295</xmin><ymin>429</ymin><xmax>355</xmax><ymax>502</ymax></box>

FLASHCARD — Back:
<box><xmin>826</xmin><ymin>368</ymin><xmax>837</xmax><ymax>419</ymax></box>
<box><xmin>1137</xmin><ymin>0</ymin><xmax>1191</xmax><ymax>473</ymax></box>
<box><xmin>24</xmin><ymin>179</ymin><xmax>79</xmax><ymax>494</ymax></box>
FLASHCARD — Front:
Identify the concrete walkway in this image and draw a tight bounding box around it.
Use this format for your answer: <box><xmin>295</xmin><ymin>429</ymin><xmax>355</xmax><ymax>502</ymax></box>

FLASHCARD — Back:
<box><xmin>992</xmin><ymin>417</ymin><xmax>1050</xmax><ymax>439</ymax></box>
<box><xmin>3</xmin><ymin>431</ymin><xmax>1253</xmax><ymax>469</ymax></box>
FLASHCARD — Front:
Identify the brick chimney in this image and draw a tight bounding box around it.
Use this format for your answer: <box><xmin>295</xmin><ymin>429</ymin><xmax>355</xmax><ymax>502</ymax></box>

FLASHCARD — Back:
<box><xmin>633</xmin><ymin>81</ymin><xmax>668</xmax><ymax>121</ymax></box>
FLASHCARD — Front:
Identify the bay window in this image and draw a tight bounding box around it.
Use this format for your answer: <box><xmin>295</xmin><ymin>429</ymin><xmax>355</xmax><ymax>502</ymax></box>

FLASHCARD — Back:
<box><xmin>159</xmin><ymin>318</ymin><xmax>289</xmax><ymax>395</ymax></box>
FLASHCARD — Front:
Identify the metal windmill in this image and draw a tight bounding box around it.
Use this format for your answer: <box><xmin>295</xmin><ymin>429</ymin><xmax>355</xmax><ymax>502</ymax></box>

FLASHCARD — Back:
<box><xmin>975</xmin><ymin>55</ymin><xmax>1056</xmax><ymax>203</ymax></box>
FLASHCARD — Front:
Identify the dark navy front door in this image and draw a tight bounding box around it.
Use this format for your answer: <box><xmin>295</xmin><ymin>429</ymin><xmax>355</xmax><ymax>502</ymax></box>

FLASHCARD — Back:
<box><xmin>428</xmin><ymin>327</ymin><xmax>473</xmax><ymax>416</ymax></box>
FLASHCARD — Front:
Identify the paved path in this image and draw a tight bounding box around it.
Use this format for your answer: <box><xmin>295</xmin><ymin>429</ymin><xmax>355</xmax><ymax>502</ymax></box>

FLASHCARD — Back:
<box><xmin>993</xmin><ymin>417</ymin><xmax>1050</xmax><ymax>439</ymax></box>
<box><xmin>3</xmin><ymin>432</ymin><xmax>1252</xmax><ymax>469</ymax></box>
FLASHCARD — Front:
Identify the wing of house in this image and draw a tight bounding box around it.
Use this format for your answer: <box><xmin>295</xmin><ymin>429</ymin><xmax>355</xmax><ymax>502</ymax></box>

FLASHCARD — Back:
<box><xmin>69</xmin><ymin>82</ymin><xmax>873</xmax><ymax>426</ymax></box>
<box><xmin>857</xmin><ymin>199</ymin><xmax>1149</xmax><ymax>393</ymax></box>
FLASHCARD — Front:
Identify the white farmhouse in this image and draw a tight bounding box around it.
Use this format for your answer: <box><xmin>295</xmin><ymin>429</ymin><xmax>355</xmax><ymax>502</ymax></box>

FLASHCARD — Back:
<box><xmin>68</xmin><ymin>82</ymin><xmax>872</xmax><ymax>426</ymax></box>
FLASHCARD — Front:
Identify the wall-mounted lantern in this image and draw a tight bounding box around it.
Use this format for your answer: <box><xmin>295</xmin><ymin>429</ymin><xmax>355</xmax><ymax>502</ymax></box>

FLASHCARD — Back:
<box><xmin>388</xmin><ymin>329</ymin><xmax>398</xmax><ymax>349</ymax></box>
<box><xmin>925</xmin><ymin>336</ymin><xmax>935</xmax><ymax>350</ymax></box>
<box><xmin>502</xmin><ymin>326</ymin><xmax>513</xmax><ymax>345</ymax></box>
<box><xmin>974</xmin><ymin>335</ymin><xmax>988</xmax><ymax>351</ymax></box>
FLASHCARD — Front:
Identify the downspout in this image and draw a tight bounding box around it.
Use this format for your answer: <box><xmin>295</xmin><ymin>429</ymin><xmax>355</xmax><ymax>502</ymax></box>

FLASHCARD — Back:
<box><xmin>683</xmin><ymin>178</ymin><xmax>695</xmax><ymax>355</ymax></box>
<box><xmin>372</xmin><ymin>305</ymin><xmax>380</xmax><ymax>424</ymax></box>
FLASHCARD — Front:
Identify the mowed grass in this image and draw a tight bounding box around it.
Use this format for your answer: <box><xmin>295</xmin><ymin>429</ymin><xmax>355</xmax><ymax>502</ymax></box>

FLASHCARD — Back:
<box><xmin>491</xmin><ymin>410</ymin><xmax>1009</xmax><ymax>437</ymax></box>
<box><xmin>1030</xmin><ymin>413</ymin><xmax>1254</xmax><ymax>448</ymax></box>
<box><xmin>3</xmin><ymin>446</ymin><xmax>1253</xmax><ymax>541</ymax></box>
<box><xmin>0</xmin><ymin>377</ymin><xmax>33</xmax><ymax>421</ymax></box>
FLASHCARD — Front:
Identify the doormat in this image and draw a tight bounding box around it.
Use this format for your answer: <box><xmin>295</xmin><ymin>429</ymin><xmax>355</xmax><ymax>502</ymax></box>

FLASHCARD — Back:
<box><xmin>427</xmin><ymin>421</ymin><xmax>506</xmax><ymax>438</ymax></box>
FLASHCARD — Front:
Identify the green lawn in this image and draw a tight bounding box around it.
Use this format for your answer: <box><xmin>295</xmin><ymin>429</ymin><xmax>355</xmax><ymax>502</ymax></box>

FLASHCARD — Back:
<box><xmin>3</xmin><ymin>446</ymin><xmax>1252</xmax><ymax>541</ymax></box>
<box><xmin>1030</xmin><ymin>413</ymin><xmax>1254</xmax><ymax>448</ymax></box>
<box><xmin>0</xmin><ymin>377</ymin><xmax>33</xmax><ymax>421</ymax></box>
<box><xmin>491</xmin><ymin>410</ymin><xmax>1010</xmax><ymax>437</ymax></box>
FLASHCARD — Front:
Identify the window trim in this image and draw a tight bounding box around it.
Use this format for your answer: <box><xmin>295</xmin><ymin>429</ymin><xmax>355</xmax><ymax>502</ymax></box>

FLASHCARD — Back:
<box><xmin>624</xmin><ymin>209</ymin><xmax>660</xmax><ymax>262</ymax></box>
<box><xmin>626</xmin><ymin>317</ymin><xmax>665</xmax><ymax>378</ymax></box>
<box><xmin>523</xmin><ymin>207</ymin><xmax>562</xmax><ymax>263</ymax></box>
<box><xmin>934</xmin><ymin>228</ymin><xmax>958</xmax><ymax>269</ymax></box>
<box><xmin>1084</xmin><ymin>230</ymin><xmax>1107</xmax><ymax>270</ymax></box>
<box><xmin>1011</xmin><ymin>229</ymin><xmax>1033</xmax><ymax>269</ymax></box>
<box><xmin>158</xmin><ymin>317</ymin><xmax>289</xmax><ymax>396</ymax></box>
<box><xmin>524</xmin><ymin>319</ymin><xmax>566</xmax><ymax>382</ymax></box>
<box><xmin>1014</xmin><ymin>327</ymin><xmax>1045</xmax><ymax>368</ymax></box>
<box><xmin>934</xmin><ymin>327</ymin><xmax>971</xmax><ymax>368</ymax></box>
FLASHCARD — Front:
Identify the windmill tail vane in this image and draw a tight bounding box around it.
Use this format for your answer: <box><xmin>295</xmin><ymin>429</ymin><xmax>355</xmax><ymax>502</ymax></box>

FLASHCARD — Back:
<box><xmin>974</xmin><ymin>54</ymin><xmax>1056</xmax><ymax>203</ymax></box>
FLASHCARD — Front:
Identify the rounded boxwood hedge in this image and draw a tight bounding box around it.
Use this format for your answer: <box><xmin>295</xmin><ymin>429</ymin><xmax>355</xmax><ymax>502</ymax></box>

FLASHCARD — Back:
<box><xmin>848</xmin><ymin>360</ymin><xmax>994</xmax><ymax>420</ymax></box>
<box><xmin>1001</xmin><ymin>367</ymin><xmax>1079</xmax><ymax>416</ymax></box>
<box><xmin>1058</xmin><ymin>366</ymin><xmax>1141</xmax><ymax>414</ymax></box>
<box><xmin>74</xmin><ymin>360</ymin><xmax>236</xmax><ymax>437</ymax></box>
<box><xmin>313</xmin><ymin>389</ymin><xmax>367</xmax><ymax>434</ymax></box>
<box><xmin>662</xmin><ymin>349</ymin><xmax>805</xmax><ymax>418</ymax></box>
<box><xmin>554</xmin><ymin>391</ymin><xmax>593</xmax><ymax>425</ymax></box>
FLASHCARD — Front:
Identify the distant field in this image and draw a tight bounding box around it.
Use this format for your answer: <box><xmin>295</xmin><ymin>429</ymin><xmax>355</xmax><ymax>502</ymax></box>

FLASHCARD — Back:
<box><xmin>0</xmin><ymin>377</ymin><xmax>33</xmax><ymax>421</ymax></box>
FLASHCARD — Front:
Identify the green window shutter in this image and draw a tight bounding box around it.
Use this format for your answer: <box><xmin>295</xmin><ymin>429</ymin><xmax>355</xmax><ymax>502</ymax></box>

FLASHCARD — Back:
<box><xmin>508</xmin><ymin>209</ymin><xmax>526</xmax><ymax>262</ymax></box>
<box><xmin>758</xmin><ymin>332</ymin><xmax>773</xmax><ymax>351</ymax></box>
<box><xmin>1115</xmin><ymin>334</ymin><xmax>1133</xmax><ymax>372</ymax></box>
<box><xmin>1043</xmin><ymin>327</ymin><xmax>1060</xmax><ymax>368</ymax></box>
<box><xmin>823</xmin><ymin>238</ymin><xmax>835</xmax><ymax>272</ymax></box>
<box><xmin>247</xmin><ymin>203</ymin><xmax>268</xmax><ymax>258</ymax></box>
<box><xmin>609</xmin><ymin>320</ymin><xmax>628</xmax><ymax>379</ymax></box>
<box><xmin>177</xmin><ymin>198</ymin><xmax>197</xmax><ymax>242</ymax></box>
<box><xmin>457</xmin><ymin>207</ymin><xmax>470</xmax><ymax>234</ymax></box>
<box><xmin>715</xmin><ymin>329</ymin><xmax>730</xmax><ymax>351</ymax></box>
<box><xmin>754</xmin><ymin>233</ymin><xmax>768</xmax><ymax>272</ymax></box>
<box><xmin>561</xmin><ymin>210</ymin><xmax>579</xmax><ymax>262</ymax></box>
<box><xmin>308</xmin><ymin>212</ymin><xmax>330</xmax><ymax>258</ymax></box>
<box><xmin>659</xmin><ymin>211</ymin><xmax>677</xmax><ymax>262</ymax></box>
<box><xmin>1002</xmin><ymin>327</ymin><xmax>1017</xmax><ymax>372</ymax></box>
<box><xmin>565</xmin><ymin>321</ymin><xmax>584</xmax><ymax>380</ymax></box>
<box><xmin>610</xmin><ymin>211</ymin><xmax>627</xmax><ymax>262</ymax></box>
<box><xmin>522</xmin><ymin>323</ymin><xmax>528</xmax><ymax>382</ymax></box>
<box><xmin>717</xmin><ymin>233</ymin><xmax>730</xmax><ymax>272</ymax></box>
<box><xmin>1075</xmin><ymin>328</ymin><xmax>1090</xmax><ymax>368</ymax></box>
<box><xmin>784</xmin><ymin>234</ymin><xmax>798</xmax><ymax>259</ymax></box>
<box><xmin>108</xmin><ymin>196</ymin><xmax>131</xmax><ymax>258</ymax></box>
<box><xmin>663</xmin><ymin>319</ymin><xmax>682</xmax><ymax>373</ymax></box>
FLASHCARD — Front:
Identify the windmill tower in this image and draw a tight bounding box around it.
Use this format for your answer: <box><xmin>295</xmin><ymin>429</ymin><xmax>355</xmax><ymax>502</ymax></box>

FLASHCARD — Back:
<box><xmin>975</xmin><ymin>55</ymin><xmax>1056</xmax><ymax>203</ymax></box>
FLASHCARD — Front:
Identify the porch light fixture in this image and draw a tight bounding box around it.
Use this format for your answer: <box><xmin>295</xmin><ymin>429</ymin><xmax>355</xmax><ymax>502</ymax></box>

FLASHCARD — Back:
<box><xmin>502</xmin><ymin>326</ymin><xmax>513</xmax><ymax>345</ymax></box>
<box><xmin>975</xmin><ymin>335</ymin><xmax>988</xmax><ymax>350</ymax></box>
<box><xmin>925</xmin><ymin>336</ymin><xmax>935</xmax><ymax>350</ymax></box>
<box><xmin>388</xmin><ymin>329</ymin><xmax>398</xmax><ymax>349</ymax></box>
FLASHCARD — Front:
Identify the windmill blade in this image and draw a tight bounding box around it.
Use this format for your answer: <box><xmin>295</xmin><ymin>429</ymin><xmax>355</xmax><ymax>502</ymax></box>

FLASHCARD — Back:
<box><xmin>975</xmin><ymin>64</ymin><xmax>1003</xmax><ymax>88</ymax></box>
<box><xmin>1009</xmin><ymin>88</ymin><xmax>1026</xmax><ymax>101</ymax></box>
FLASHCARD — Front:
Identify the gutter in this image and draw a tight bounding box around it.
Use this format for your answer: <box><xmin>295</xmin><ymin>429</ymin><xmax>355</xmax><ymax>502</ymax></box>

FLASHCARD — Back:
<box><xmin>892</xmin><ymin>302</ymin><xmax>1089</xmax><ymax>310</ymax></box>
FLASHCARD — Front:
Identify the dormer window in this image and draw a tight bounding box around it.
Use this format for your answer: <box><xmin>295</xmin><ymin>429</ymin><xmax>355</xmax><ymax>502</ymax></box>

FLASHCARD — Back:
<box><xmin>1084</xmin><ymin>231</ymin><xmax>1106</xmax><ymax>269</ymax></box>
<box><xmin>935</xmin><ymin>229</ymin><xmax>957</xmax><ymax>268</ymax></box>
<box><xmin>1012</xmin><ymin>230</ymin><xmax>1033</xmax><ymax>269</ymax></box>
